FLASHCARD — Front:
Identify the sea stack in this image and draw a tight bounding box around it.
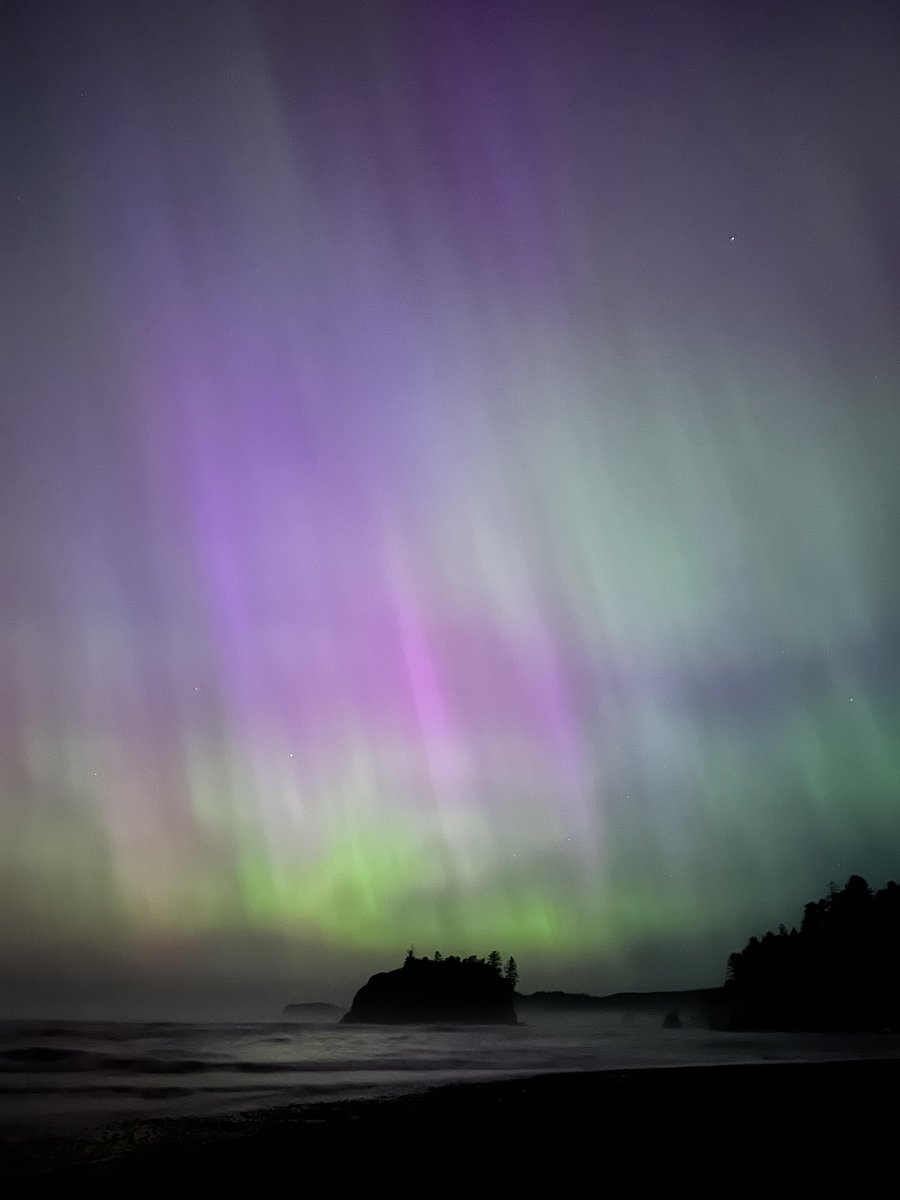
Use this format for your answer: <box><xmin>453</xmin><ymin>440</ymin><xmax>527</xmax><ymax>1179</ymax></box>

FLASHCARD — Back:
<box><xmin>342</xmin><ymin>952</ymin><xmax>519</xmax><ymax>1025</ymax></box>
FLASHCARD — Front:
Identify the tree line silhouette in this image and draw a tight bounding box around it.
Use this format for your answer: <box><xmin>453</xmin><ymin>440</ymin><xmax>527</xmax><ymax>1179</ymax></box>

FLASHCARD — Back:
<box><xmin>405</xmin><ymin>948</ymin><xmax>519</xmax><ymax>989</ymax></box>
<box><xmin>725</xmin><ymin>874</ymin><xmax>900</xmax><ymax>1029</ymax></box>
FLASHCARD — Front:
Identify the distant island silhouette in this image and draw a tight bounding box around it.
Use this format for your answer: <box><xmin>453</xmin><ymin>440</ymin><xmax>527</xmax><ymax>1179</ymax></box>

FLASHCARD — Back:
<box><xmin>341</xmin><ymin>950</ymin><xmax>519</xmax><ymax>1024</ymax></box>
<box><xmin>515</xmin><ymin>987</ymin><xmax>723</xmax><ymax>1023</ymax></box>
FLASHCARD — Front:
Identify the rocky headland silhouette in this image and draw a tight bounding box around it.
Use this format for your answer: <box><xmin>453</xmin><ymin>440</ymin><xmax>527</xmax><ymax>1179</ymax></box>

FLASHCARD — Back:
<box><xmin>724</xmin><ymin>873</ymin><xmax>900</xmax><ymax>1030</ymax></box>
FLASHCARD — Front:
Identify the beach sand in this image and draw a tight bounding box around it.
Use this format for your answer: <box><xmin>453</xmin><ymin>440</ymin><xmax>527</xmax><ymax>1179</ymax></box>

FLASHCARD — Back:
<box><xmin>3</xmin><ymin>1058</ymin><xmax>897</xmax><ymax>1185</ymax></box>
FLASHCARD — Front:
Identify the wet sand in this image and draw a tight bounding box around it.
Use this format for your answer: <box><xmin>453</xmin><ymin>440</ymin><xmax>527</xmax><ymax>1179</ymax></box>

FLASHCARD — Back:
<box><xmin>3</xmin><ymin>1058</ymin><xmax>897</xmax><ymax>1185</ymax></box>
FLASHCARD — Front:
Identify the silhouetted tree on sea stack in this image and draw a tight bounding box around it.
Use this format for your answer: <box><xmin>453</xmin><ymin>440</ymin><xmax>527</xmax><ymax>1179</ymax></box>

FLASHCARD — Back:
<box><xmin>725</xmin><ymin>874</ymin><xmax>900</xmax><ymax>1030</ymax></box>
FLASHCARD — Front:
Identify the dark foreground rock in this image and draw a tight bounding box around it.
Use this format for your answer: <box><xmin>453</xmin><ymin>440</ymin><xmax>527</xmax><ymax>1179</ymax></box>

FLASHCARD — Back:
<box><xmin>342</xmin><ymin>954</ymin><xmax>518</xmax><ymax>1024</ymax></box>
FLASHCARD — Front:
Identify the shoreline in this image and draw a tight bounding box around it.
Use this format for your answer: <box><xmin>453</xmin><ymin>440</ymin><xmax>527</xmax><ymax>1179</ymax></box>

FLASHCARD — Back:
<box><xmin>4</xmin><ymin>1056</ymin><xmax>898</xmax><ymax>1182</ymax></box>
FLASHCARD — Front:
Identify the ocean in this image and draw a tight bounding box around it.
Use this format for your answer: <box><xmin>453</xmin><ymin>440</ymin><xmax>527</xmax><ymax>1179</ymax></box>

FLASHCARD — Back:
<box><xmin>2</xmin><ymin>1013</ymin><xmax>899</xmax><ymax>1135</ymax></box>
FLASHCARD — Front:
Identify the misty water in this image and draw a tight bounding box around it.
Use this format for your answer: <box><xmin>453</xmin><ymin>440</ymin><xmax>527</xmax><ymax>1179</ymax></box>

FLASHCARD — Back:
<box><xmin>3</xmin><ymin>1013</ymin><xmax>899</xmax><ymax>1134</ymax></box>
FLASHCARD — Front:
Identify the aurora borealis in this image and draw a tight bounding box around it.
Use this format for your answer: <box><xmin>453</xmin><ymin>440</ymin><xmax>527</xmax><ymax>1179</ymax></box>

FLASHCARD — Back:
<box><xmin>2</xmin><ymin>0</ymin><xmax>900</xmax><ymax>1016</ymax></box>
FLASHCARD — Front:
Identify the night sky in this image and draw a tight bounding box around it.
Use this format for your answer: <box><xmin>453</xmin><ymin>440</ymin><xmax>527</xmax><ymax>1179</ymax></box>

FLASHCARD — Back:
<box><xmin>2</xmin><ymin>0</ymin><xmax>900</xmax><ymax>1017</ymax></box>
